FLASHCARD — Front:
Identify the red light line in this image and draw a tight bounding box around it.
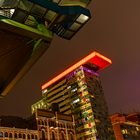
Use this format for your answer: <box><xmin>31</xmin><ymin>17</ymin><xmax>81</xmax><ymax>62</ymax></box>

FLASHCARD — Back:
<box><xmin>41</xmin><ymin>51</ymin><xmax>112</xmax><ymax>90</ymax></box>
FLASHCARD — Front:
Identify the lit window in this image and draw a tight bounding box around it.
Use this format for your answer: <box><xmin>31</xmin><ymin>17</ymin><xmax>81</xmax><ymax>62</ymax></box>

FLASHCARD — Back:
<box><xmin>10</xmin><ymin>9</ymin><xmax>15</xmax><ymax>15</ymax></box>
<box><xmin>136</xmin><ymin>127</ymin><xmax>139</xmax><ymax>131</ymax></box>
<box><xmin>72</xmin><ymin>98</ymin><xmax>80</xmax><ymax>104</ymax></box>
<box><xmin>125</xmin><ymin>129</ymin><xmax>128</xmax><ymax>134</ymax></box>
<box><xmin>122</xmin><ymin>129</ymin><xmax>125</xmax><ymax>134</ymax></box>
<box><xmin>76</xmin><ymin>14</ymin><xmax>89</xmax><ymax>23</ymax></box>
<box><xmin>38</xmin><ymin>104</ymin><xmax>41</xmax><ymax>108</ymax></box>
<box><xmin>42</xmin><ymin>89</ymin><xmax>48</xmax><ymax>94</ymax></box>
<box><xmin>71</xmin><ymin>88</ymin><xmax>77</xmax><ymax>92</ymax></box>
<box><xmin>67</xmin><ymin>86</ymin><xmax>71</xmax><ymax>89</ymax></box>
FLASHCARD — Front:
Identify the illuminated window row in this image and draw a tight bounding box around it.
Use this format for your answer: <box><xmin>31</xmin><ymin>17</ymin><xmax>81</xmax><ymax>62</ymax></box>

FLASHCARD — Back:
<box><xmin>47</xmin><ymin>85</ymin><xmax>67</xmax><ymax>99</ymax></box>
<box><xmin>48</xmin><ymin>88</ymin><xmax>68</xmax><ymax>102</ymax></box>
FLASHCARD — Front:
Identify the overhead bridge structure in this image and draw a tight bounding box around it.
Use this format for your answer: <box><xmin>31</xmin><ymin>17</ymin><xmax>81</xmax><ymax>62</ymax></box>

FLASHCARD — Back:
<box><xmin>0</xmin><ymin>0</ymin><xmax>91</xmax><ymax>97</ymax></box>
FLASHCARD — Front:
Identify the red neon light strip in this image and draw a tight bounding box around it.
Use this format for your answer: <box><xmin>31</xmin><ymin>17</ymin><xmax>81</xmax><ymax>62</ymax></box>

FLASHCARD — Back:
<box><xmin>41</xmin><ymin>51</ymin><xmax>112</xmax><ymax>90</ymax></box>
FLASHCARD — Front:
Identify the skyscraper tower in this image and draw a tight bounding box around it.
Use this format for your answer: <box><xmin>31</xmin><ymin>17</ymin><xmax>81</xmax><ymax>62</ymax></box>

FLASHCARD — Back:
<box><xmin>32</xmin><ymin>51</ymin><xmax>115</xmax><ymax>140</ymax></box>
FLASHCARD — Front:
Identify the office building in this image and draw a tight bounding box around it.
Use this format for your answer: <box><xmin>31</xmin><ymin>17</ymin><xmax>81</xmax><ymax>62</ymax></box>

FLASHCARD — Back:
<box><xmin>32</xmin><ymin>51</ymin><xmax>115</xmax><ymax>140</ymax></box>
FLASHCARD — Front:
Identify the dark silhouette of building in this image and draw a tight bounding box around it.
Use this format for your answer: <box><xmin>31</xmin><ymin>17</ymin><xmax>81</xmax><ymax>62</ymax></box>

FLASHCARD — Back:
<box><xmin>0</xmin><ymin>115</ymin><xmax>37</xmax><ymax>130</ymax></box>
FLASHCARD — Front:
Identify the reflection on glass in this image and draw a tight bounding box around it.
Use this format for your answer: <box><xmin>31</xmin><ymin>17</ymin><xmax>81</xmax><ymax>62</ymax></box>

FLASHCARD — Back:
<box><xmin>31</xmin><ymin>4</ymin><xmax>46</xmax><ymax>17</ymax></box>
<box><xmin>0</xmin><ymin>0</ymin><xmax>18</xmax><ymax>8</ymax></box>
<box><xmin>18</xmin><ymin>0</ymin><xmax>33</xmax><ymax>12</ymax></box>
<box><xmin>45</xmin><ymin>10</ymin><xmax>57</xmax><ymax>21</ymax></box>
<box><xmin>63</xmin><ymin>30</ymin><xmax>74</xmax><ymax>38</ymax></box>
<box><xmin>70</xmin><ymin>22</ymin><xmax>81</xmax><ymax>31</ymax></box>
<box><xmin>12</xmin><ymin>9</ymin><xmax>28</xmax><ymax>22</ymax></box>
<box><xmin>76</xmin><ymin>14</ymin><xmax>89</xmax><ymax>23</ymax></box>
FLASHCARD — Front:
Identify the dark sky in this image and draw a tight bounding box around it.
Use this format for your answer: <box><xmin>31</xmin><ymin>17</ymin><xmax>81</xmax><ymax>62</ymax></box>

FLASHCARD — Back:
<box><xmin>0</xmin><ymin>0</ymin><xmax>140</xmax><ymax>118</ymax></box>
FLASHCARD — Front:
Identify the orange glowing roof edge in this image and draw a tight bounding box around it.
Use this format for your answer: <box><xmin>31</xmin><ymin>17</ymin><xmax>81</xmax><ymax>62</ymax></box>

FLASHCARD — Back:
<box><xmin>41</xmin><ymin>51</ymin><xmax>112</xmax><ymax>90</ymax></box>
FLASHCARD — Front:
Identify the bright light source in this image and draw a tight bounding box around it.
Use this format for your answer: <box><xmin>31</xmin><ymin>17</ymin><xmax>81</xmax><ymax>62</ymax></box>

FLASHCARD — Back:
<box><xmin>76</xmin><ymin>14</ymin><xmax>89</xmax><ymax>23</ymax></box>
<box><xmin>10</xmin><ymin>9</ymin><xmax>15</xmax><ymax>15</ymax></box>
<box><xmin>72</xmin><ymin>98</ymin><xmax>80</xmax><ymax>104</ymax></box>
<box><xmin>42</xmin><ymin>89</ymin><xmax>48</xmax><ymax>94</ymax></box>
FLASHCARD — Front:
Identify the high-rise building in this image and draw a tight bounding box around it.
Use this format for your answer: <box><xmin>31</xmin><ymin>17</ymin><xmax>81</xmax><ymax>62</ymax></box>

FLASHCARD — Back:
<box><xmin>32</xmin><ymin>51</ymin><xmax>115</xmax><ymax>140</ymax></box>
<box><xmin>110</xmin><ymin>113</ymin><xmax>140</xmax><ymax>140</ymax></box>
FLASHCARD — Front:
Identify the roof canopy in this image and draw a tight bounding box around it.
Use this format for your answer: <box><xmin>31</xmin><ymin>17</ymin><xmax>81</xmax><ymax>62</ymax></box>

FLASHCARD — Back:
<box><xmin>42</xmin><ymin>51</ymin><xmax>112</xmax><ymax>90</ymax></box>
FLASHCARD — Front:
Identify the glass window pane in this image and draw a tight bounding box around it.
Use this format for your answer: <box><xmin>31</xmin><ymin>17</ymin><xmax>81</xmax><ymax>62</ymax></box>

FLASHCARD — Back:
<box><xmin>70</xmin><ymin>22</ymin><xmax>81</xmax><ymax>31</ymax></box>
<box><xmin>57</xmin><ymin>15</ymin><xmax>66</xmax><ymax>23</ymax></box>
<box><xmin>76</xmin><ymin>14</ymin><xmax>89</xmax><ymax>23</ymax></box>
<box><xmin>18</xmin><ymin>0</ymin><xmax>33</xmax><ymax>12</ymax></box>
<box><xmin>12</xmin><ymin>9</ymin><xmax>28</xmax><ymax>23</ymax></box>
<box><xmin>0</xmin><ymin>0</ymin><xmax>18</xmax><ymax>8</ymax></box>
<box><xmin>31</xmin><ymin>4</ymin><xmax>46</xmax><ymax>17</ymax></box>
<box><xmin>25</xmin><ymin>15</ymin><xmax>37</xmax><ymax>27</ymax></box>
<box><xmin>0</xmin><ymin>132</ymin><xmax>3</xmax><ymax>138</ymax></box>
<box><xmin>63</xmin><ymin>30</ymin><xmax>74</xmax><ymax>39</ymax></box>
<box><xmin>45</xmin><ymin>10</ymin><xmax>57</xmax><ymax>21</ymax></box>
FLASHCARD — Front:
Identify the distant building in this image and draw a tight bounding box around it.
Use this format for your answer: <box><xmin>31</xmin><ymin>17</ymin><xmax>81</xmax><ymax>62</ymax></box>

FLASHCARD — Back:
<box><xmin>32</xmin><ymin>51</ymin><xmax>115</xmax><ymax>140</ymax></box>
<box><xmin>0</xmin><ymin>115</ymin><xmax>38</xmax><ymax>139</ymax></box>
<box><xmin>126</xmin><ymin>113</ymin><xmax>140</xmax><ymax>124</ymax></box>
<box><xmin>0</xmin><ymin>127</ymin><xmax>38</xmax><ymax>140</ymax></box>
<box><xmin>36</xmin><ymin>109</ymin><xmax>76</xmax><ymax>140</ymax></box>
<box><xmin>0</xmin><ymin>109</ymin><xmax>75</xmax><ymax>140</ymax></box>
<box><xmin>0</xmin><ymin>115</ymin><xmax>37</xmax><ymax>130</ymax></box>
<box><xmin>110</xmin><ymin>113</ymin><xmax>140</xmax><ymax>140</ymax></box>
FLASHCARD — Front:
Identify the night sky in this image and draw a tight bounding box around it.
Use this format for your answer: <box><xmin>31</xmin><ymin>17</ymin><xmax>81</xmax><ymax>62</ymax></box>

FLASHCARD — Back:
<box><xmin>0</xmin><ymin>0</ymin><xmax>140</xmax><ymax>118</ymax></box>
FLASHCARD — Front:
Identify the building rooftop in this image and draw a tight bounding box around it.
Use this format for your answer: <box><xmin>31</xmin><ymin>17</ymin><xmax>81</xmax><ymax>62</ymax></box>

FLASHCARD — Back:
<box><xmin>41</xmin><ymin>51</ymin><xmax>112</xmax><ymax>90</ymax></box>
